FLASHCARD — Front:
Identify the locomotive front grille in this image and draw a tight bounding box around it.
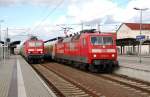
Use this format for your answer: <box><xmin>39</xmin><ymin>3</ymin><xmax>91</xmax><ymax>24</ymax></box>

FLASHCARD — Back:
<box><xmin>93</xmin><ymin>60</ymin><xmax>114</xmax><ymax>65</ymax></box>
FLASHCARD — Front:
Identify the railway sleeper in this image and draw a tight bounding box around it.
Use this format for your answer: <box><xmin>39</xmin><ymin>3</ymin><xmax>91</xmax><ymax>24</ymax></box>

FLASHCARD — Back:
<box><xmin>55</xmin><ymin>84</ymin><xmax>77</xmax><ymax>88</ymax></box>
<box><xmin>62</xmin><ymin>92</ymin><xmax>88</xmax><ymax>97</ymax></box>
<box><xmin>53</xmin><ymin>82</ymin><xmax>73</xmax><ymax>86</ymax></box>
<box><xmin>59</xmin><ymin>88</ymin><xmax>81</xmax><ymax>91</ymax></box>
<box><xmin>141</xmin><ymin>86</ymin><xmax>150</xmax><ymax>89</ymax></box>
<box><xmin>62</xmin><ymin>91</ymin><xmax>85</xmax><ymax>94</ymax></box>
<box><xmin>58</xmin><ymin>88</ymin><xmax>80</xmax><ymax>91</ymax></box>
<box><xmin>62</xmin><ymin>93</ymin><xmax>89</xmax><ymax>97</ymax></box>
<box><xmin>55</xmin><ymin>85</ymin><xmax>72</xmax><ymax>87</ymax></box>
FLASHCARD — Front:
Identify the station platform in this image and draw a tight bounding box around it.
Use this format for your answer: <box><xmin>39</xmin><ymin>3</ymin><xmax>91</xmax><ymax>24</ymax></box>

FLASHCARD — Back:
<box><xmin>118</xmin><ymin>55</ymin><xmax>150</xmax><ymax>71</ymax></box>
<box><xmin>115</xmin><ymin>55</ymin><xmax>150</xmax><ymax>82</ymax></box>
<box><xmin>0</xmin><ymin>55</ymin><xmax>56</xmax><ymax>97</ymax></box>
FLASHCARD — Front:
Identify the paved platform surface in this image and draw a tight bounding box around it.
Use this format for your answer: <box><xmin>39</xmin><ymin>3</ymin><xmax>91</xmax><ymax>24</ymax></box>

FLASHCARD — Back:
<box><xmin>0</xmin><ymin>55</ymin><xmax>56</xmax><ymax>97</ymax></box>
<box><xmin>115</xmin><ymin>55</ymin><xmax>150</xmax><ymax>82</ymax></box>
<box><xmin>118</xmin><ymin>55</ymin><xmax>150</xmax><ymax>71</ymax></box>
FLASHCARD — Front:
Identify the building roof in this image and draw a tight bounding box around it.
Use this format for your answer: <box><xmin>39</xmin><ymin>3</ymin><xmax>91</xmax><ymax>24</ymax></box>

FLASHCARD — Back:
<box><xmin>124</xmin><ymin>23</ymin><xmax>150</xmax><ymax>30</ymax></box>
<box><xmin>9</xmin><ymin>41</ymin><xmax>21</xmax><ymax>47</ymax></box>
<box><xmin>0</xmin><ymin>41</ymin><xmax>4</xmax><ymax>44</ymax></box>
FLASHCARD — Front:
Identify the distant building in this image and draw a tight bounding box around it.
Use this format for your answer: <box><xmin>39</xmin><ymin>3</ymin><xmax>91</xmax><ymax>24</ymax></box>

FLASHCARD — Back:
<box><xmin>117</xmin><ymin>23</ymin><xmax>150</xmax><ymax>55</ymax></box>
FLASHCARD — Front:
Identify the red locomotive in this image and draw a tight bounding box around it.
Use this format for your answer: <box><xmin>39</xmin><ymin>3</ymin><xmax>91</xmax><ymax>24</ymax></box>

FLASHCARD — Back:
<box><xmin>44</xmin><ymin>29</ymin><xmax>119</xmax><ymax>72</ymax></box>
<box><xmin>20</xmin><ymin>36</ymin><xmax>44</xmax><ymax>63</ymax></box>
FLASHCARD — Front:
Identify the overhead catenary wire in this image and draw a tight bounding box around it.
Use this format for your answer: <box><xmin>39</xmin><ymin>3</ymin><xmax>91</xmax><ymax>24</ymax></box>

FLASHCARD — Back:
<box><xmin>30</xmin><ymin>0</ymin><xmax>137</xmax><ymax>35</ymax></box>
<box><xmin>56</xmin><ymin>1</ymin><xmax>127</xmax><ymax>32</ymax></box>
<box><xmin>30</xmin><ymin>0</ymin><xmax>65</xmax><ymax>33</ymax></box>
<box><xmin>30</xmin><ymin>0</ymin><xmax>123</xmax><ymax>35</ymax></box>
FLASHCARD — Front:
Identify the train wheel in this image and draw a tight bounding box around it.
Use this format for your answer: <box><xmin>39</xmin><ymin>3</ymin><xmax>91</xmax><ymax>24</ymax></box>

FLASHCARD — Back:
<box><xmin>115</xmin><ymin>62</ymin><xmax>120</xmax><ymax>69</ymax></box>
<box><xmin>70</xmin><ymin>61</ymin><xmax>75</xmax><ymax>67</ymax></box>
<box><xmin>80</xmin><ymin>63</ymin><xmax>88</xmax><ymax>70</ymax></box>
<box><xmin>57</xmin><ymin>59</ymin><xmax>61</xmax><ymax>63</ymax></box>
<box><xmin>97</xmin><ymin>65</ymin><xmax>105</xmax><ymax>73</ymax></box>
<box><xmin>74</xmin><ymin>62</ymin><xmax>80</xmax><ymax>68</ymax></box>
<box><xmin>62</xmin><ymin>59</ymin><xmax>66</xmax><ymax>64</ymax></box>
<box><xmin>88</xmin><ymin>65</ymin><xmax>98</xmax><ymax>73</ymax></box>
<box><xmin>38</xmin><ymin>59</ymin><xmax>42</xmax><ymax>64</ymax></box>
<box><xmin>28</xmin><ymin>59</ymin><xmax>33</xmax><ymax>64</ymax></box>
<box><xmin>105</xmin><ymin>64</ymin><xmax>113</xmax><ymax>73</ymax></box>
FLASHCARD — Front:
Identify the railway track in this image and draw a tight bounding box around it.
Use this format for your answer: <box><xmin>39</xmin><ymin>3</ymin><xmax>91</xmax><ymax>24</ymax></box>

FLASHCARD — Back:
<box><xmin>32</xmin><ymin>64</ymin><xmax>102</xmax><ymax>97</ymax></box>
<box><xmin>120</xmin><ymin>65</ymin><xmax>150</xmax><ymax>72</ymax></box>
<box><xmin>96</xmin><ymin>74</ymin><xmax>150</xmax><ymax>95</ymax></box>
<box><xmin>71</xmin><ymin>63</ymin><xmax>150</xmax><ymax>95</ymax></box>
<box><xmin>32</xmin><ymin>62</ymin><xmax>150</xmax><ymax>97</ymax></box>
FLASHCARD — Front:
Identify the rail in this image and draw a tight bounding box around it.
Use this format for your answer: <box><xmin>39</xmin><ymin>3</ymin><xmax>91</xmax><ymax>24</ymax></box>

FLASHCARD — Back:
<box><xmin>32</xmin><ymin>64</ymin><xmax>101</xmax><ymax>97</ymax></box>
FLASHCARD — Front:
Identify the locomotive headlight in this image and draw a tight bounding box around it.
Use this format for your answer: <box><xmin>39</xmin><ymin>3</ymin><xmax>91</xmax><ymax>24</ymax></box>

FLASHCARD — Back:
<box><xmin>112</xmin><ymin>54</ymin><xmax>115</xmax><ymax>57</ymax></box>
<box><xmin>93</xmin><ymin>54</ymin><xmax>97</xmax><ymax>58</ymax></box>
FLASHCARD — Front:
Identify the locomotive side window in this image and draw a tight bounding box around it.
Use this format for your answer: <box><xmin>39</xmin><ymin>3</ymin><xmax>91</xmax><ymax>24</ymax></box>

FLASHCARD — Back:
<box><xmin>91</xmin><ymin>36</ymin><xmax>113</xmax><ymax>45</ymax></box>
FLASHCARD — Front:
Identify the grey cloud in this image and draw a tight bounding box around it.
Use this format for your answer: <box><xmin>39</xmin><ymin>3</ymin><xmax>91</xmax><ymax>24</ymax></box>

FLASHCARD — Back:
<box><xmin>85</xmin><ymin>15</ymin><xmax>119</xmax><ymax>25</ymax></box>
<box><xmin>0</xmin><ymin>0</ymin><xmax>63</xmax><ymax>6</ymax></box>
<box><xmin>0</xmin><ymin>0</ymin><xmax>19</xmax><ymax>6</ymax></box>
<box><xmin>82</xmin><ymin>15</ymin><xmax>121</xmax><ymax>32</ymax></box>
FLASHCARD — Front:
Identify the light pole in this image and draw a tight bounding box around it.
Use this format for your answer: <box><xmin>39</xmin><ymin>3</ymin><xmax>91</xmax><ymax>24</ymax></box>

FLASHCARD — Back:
<box><xmin>0</xmin><ymin>20</ymin><xmax>4</xmax><ymax>41</ymax></box>
<box><xmin>98</xmin><ymin>24</ymin><xmax>101</xmax><ymax>33</ymax></box>
<box><xmin>0</xmin><ymin>20</ymin><xmax>4</xmax><ymax>60</ymax></box>
<box><xmin>134</xmin><ymin>7</ymin><xmax>148</xmax><ymax>63</ymax></box>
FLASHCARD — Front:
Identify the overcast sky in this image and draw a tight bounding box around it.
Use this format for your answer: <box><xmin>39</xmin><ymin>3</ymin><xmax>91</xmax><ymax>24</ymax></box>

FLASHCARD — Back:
<box><xmin>0</xmin><ymin>0</ymin><xmax>150</xmax><ymax>42</ymax></box>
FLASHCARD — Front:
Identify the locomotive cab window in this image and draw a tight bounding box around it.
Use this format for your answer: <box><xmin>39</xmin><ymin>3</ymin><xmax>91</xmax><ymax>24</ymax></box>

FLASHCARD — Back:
<box><xmin>91</xmin><ymin>37</ymin><xmax>102</xmax><ymax>45</ymax></box>
<box><xmin>28</xmin><ymin>41</ymin><xmax>43</xmax><ymax>47</ymax></box>
<box><xmin>29</xmin><ymin>42</ymin><xmax>35</xmax><ymax>47</ymax></box>
<box><xmin>91</xmin><ymin>36</ymin><xmax>113</xmax><ymax>45</ymax></box>
<box><xmin>103</xmin><ymin>37</ymin><xmax>113</xmax><ymax>45</ymax></box>
<box><xmin>35</xmin><ymin>42</ymin><xmax>43</xmax><ymax>47</ymax></box>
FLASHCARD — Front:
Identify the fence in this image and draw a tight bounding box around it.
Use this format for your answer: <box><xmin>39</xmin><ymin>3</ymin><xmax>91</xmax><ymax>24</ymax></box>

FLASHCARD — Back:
<box><xmin>0</xmin><ymin>43</ymin><xmax>10</xmax><ymax>61</ymax></box>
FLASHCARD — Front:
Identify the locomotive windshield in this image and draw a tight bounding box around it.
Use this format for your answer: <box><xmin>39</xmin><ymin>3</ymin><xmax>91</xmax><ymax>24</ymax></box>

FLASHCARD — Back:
<box><xmin>91</xmin><ymin>36</ymin><xmax>113</xmax><ymax>45</ymax></box>
<box><xmin>28</xmin><ymin>41</ymin><xmax>43</xmax><ymax>47</ymax></box>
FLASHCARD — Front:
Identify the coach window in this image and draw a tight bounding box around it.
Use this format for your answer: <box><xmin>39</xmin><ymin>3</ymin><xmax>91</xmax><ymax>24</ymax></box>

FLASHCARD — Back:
<box><xmin>82</xmin><ymin>38</ymin><xmax>86</xmax><ymax>46</ymax></box>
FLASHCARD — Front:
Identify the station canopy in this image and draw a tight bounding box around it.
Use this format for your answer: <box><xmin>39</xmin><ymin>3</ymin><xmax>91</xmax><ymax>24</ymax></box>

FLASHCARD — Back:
<box><xmin>116</xmin><ymin>38</ymin><xmax>150</xmax><ymax>46</ymax></box>
<box><xmin>9</xmin><ymin>41</ymin><xmax>21</xmax><ymax>48</ymax></box>
<box><xmin>0</xmin><ymin>41</ymin><xmax>4</xmax><ymax>44</ymax></box>
<box><xmin>116</xmin><ymin>38</ymin><xmax>139</xmax><ymax>46</ymax></box>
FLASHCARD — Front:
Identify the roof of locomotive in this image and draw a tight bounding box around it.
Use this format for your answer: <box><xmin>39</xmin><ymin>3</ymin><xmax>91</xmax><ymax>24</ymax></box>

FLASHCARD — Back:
<box><xmin>60</xmin><ymin>30</ymin><xmax>116</xmax><ymax>43</ymax></box>
<box><xmin>26</xmin><ymin>39</ymin><xmax>43</xmax><ymax>42</ymax></box>
<box><xmin>44</xmin><ymin>29</ymin><xmax>116</xmax><ymax>44</ymax></box>
<box><xmin>23</xmin><ymin>39</ymin><xmax>43</xmax><ymax>45</ymax></box>
<box><xmin>25</xmin><ymin>36</ymin><xmax>43</xmax><ymax>42</ymax></box>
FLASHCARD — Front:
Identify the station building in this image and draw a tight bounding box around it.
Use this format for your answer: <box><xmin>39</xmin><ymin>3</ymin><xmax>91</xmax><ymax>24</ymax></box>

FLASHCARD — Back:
<box><xmin>117</xmin><ymin>23</ymin><xmax>150</xmax><ymax>55</ymax></box>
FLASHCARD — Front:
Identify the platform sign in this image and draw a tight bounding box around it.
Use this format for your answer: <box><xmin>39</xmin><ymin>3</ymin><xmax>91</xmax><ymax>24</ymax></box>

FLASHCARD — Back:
<box><xmin>136</xmin><ymin>35</ymin><xmax>145</xmax><ymax>41</ymax></box>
